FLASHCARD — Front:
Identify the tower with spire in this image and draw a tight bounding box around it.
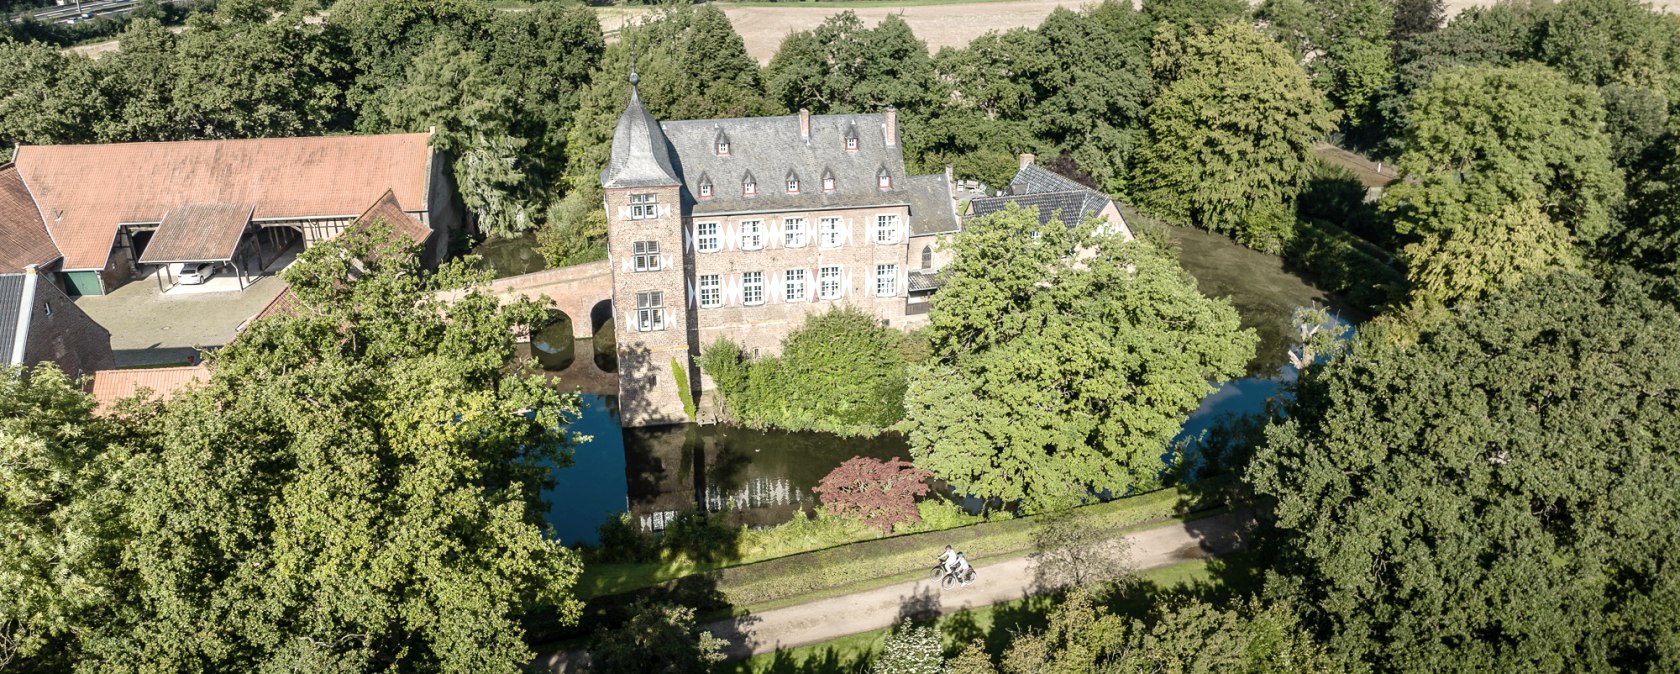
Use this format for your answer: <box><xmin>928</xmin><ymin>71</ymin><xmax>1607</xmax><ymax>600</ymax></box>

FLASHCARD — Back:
<box><xmin>601</xmin><ymin>60</ymin><xmax>696</xmax><ymax>426</ymax></box>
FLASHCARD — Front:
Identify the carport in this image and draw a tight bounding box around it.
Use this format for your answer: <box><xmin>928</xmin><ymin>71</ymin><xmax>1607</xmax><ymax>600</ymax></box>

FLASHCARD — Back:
<box><xmin>138</xmin><ymin>203</ymin><xmax>273</xmax><ymax>292</ymax></box>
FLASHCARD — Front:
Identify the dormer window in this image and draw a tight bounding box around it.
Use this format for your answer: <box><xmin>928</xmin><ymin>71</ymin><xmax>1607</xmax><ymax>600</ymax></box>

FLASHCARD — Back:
<box><xmin>846</xmin><ymin>136</ymin><xmax>858</xmax><ymax>151</ymax></box>
<box><xmin>715</xmin><ymin>128</ymin><xmax>731</xmax><ymax>156</ymax></box>
<box><xmin>786</xmin><ymin>171</ymin><xmax>800</xmax><ymax>194</ymax></box>
<box><xmin>697</xmin><ymin>174</ymin><xmax>713</xmax><ymax>199</ymax></box>
<box><xmin>823</xmin><ymin>174</ymin><xmax>835</xmax><ymax>192</ymax></box>
<box><xmin>743</xmin><ymin>172</ymin><xmax>757</xmax><ymax>196</ymax></box>
<box><xmin>877</xmin><ymin>168</ymin><xmax>891</xmax><ymax>190</ymax></box>
<box><xmin>844</xmin><ymin>123</ymin><xmax>860</xmax><ymax>152</ymax></box>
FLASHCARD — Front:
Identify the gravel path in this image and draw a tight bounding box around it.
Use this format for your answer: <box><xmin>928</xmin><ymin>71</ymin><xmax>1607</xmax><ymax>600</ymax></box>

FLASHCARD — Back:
<box><xmin>537</xmin><ymin>510</ymin><xmax>1252</xmax><ymax>671</ymax></box>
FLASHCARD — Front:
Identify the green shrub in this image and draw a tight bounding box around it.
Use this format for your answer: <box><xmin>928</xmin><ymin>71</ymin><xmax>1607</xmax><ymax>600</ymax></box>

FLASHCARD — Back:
<box><xmin>739</xmin><ymin>508</ymin><xmax>880</xmax><ymax>560</ymax></box>
<box><xmin>896</xmin><ymin>499</ymin><xmax>985</xmax><ymax>534</ymax></box>
<box><xmin>671</xmin><ymin>357</ymin><xmax>696</xmax><ymax>420</ymax></box>
<box><xmin>658</xmin><ymin>509</ymin><xmax>741</xmax><ymax>564</ymax></box>
<box><xmin>594</xmin><ymin>512</ymin><xmax>656</xmax><ymax>564</ymax></box>
<box><xmin>697</xmin><ymin>308</ymin><xmax>910</xmax><ymax>436</ymax></box>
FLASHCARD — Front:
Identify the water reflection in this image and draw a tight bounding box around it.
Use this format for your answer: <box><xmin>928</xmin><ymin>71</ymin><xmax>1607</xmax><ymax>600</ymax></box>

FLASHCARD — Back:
<box><xmin>529</xmin><ymin>311</ymin><xmax>575</xmax><ymax>371</ymax></box>
<box><xmin>544</xmin><ymin>395</ymin><xmax>628</xmax><ymax>545</ymax></box>
<box><xmin>470</xmin><ymin>232</ymin><xmax>550</xmax><ymax>279</ymax></box>
<box><xmin>623</xmin><ymin>423</ymin><xmax>910</xmax><ymax>533</ymax></box>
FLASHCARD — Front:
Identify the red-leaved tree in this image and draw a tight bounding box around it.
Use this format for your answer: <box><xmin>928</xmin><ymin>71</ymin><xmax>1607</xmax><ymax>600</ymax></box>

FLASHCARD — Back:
<box><xmin>813</xmin><ymin>456</ymin><xmax>934</xmax><ymax>533</ymax></box>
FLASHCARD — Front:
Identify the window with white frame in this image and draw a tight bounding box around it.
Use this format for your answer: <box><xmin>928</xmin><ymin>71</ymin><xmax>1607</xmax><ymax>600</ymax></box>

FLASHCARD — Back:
<box><xmin>822</xmin><ymin>175</ymin><xmax>835</xmax><ymax>191</ymax></box>
<box><xmin>819</xmin><ymin>265</ymin><xmax>842</xmax><ymax>299</ymax></box>
<box><xmin>784</xmin><ymin>269</ymin><xmax>806</xmax><ymax>302</ymax></box>
<box><xmin>696</xmin><ymin>222</ymin><xmax>719</xmax><ymax>252</ymax></box>
<box><xmin>787</xmin><ymin>177</ymin><xmax>799</xmax><ymax>193</ymax></box>
<box><xmin>629</xmin><ymin>193</ymin><xmax>658</xmax><ymax>220</ymax></box>
<box><xmin>783</xmin><ymin>218</ymin><xmax>807</xmax><ymax>247</ymax></box>
<box><xmin>743</xmin><ymin>177</ymin><xmax>757</xmax><ymax>196</ymax></box>
<box><xmin>635</xmin><ymin>291</ymin><xmax>664</xmax><ymax>331</ymax></box>
<box><xmin>875</xmin><ymin>264</ymin><xmax>897</xmax><ymax>297</ymax></box>
<box><xmin>874</xmin><ymin>214</ymin><xmax>899</xmax><ymax>244</ymax></box>
<box><xmin>699</xmin><ymin>182</ymin><xmax>713</xmax><ymax>198</ymax></box>
<box><xmin>632</xmin><ymin>240</ymin><xmax>659</xmax><ymax>271</ymax></box>
<box><xmin>819</xmin><ymin>217</ymin><xmax>842</xmax><ymax>247</ymax></box>
<box><xmin>740</xmin><ymin>220</ymin><xmax>763</xmax><ymax>250</ymax></box>
<box><xmin>742</xmin><ymin>271</ymin><xmax>764</xmax><ymax>305</ymax></box>
<box><xmin>877</xmin><ymin>169</ymin><xmax>891</xmax><ymax>190</ymax></box>
<box><xmin>699</xmin><ymin>274</ymin><xmax>721</xmax><ymax>308</ymax></box>
<box><xmin>846</xmin><ymin>136</ymin><xmax>858</xmax><ymax>151</ymax></box>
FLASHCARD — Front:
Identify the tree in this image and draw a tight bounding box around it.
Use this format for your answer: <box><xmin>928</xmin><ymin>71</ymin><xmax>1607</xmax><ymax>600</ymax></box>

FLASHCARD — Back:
<box><xmin>813</xmin><ymin>457</ymin><xmax>934</xmax><ymax>533</ymax></box>
<box><xmin>1134</xmin><ymin>22</ymin><xmax>1338</xmax><ymax>252</ymax></box>
<box><xmin>90</xmin><ymin>18</ymin><xmax>182</xmax><ymax>142</ymax></box>
<box><xmin>1248</xmin><ymin>272</ymin><xmax>1680</xmax><ymax>672</ymax></box>
<box><xmin>1606</xmin><ymin>129</ymin><xmax>1680</xmax><ymax>278</ymax></box>
<box><xmin>765</xmin><ymin>12</ymin><xmax>941</xmax><ymax>114</ymax></box>
<box><xmin>383</xmin><ymin>38</ymin><xmax>538</xmax><ymax>238</ymax></box>
<box><xmin>0</xmin><ymin>366</ymin><xmax>126</xmax><ymax>670</ymax></box>
<box><xmin>1599</xmin><ymin>83</ymin><xmax>1669</xmax><ymax>167</ymax></box>
<box><xmin>1381</xmin><ymin>64</ymin><xmax>1620</xmax><ymax>305</ymax></box>
<box><xmin>1538</xmin><ymin>0</ymin><xmax>1680</xmax><ymax>91</ymax></box>
<box><xmin>905</xmin><ymin>205</ymin><xmax>1253</xmax><ymax>511</ymax></box>
<box><xmin>871</xmin><ymin>620</ymin><xmax>943</xmax><ymax>674</ymax></box>
<box><xmin>588</xmin><ymin>602</ymin><xmax>728</xmax><ymax>674</ymax></box>
<box><xmin>1030</xmin><ymin>6</ymin><xmax>1153</xmax><ymax>190</ymax></box>
<box><xmin>1029</xmin><ymin>509</ymin><xmax>1133</xmax><ymax>591</ymax></box>
<box><xmin>698</xmin><ymin>307</ymin><xmax>914</xmax><ymax>436</ymax></box>
<box><xmin>1389</xmin><ymin>0</ymin><xmax>1444</xmax><ymax>44</ymax></box>
<box><xmin>70</xmin><ymin>222</ymin><xmax>584</xmax><ymax>672</ymax></box>
<box><xmin>327</xmin><ymin>0</ymin><xmax>492</xmax><ymax>128</ymax></box>
<box><xmin>0</xmin><ymin>39</ymin><xmax>98</xmax><ymax>157</ymax></box>
<box><xmin>1142</xmin><ymin>0</ymin><xmax>1247</xmax><ymax>31</ymax></box>
<box><xmin>1000</xmin><ymin>590</ymin><xmax>1339</xmax><ymax>673</ymax></box>
<box><xmin>484</xmin><ymin>3</ymin><xmax>604</xmax><ymax>181</ymax></box>
<box><xmin>168</xmin><ymin>9</ymin><xmax>346</xmax><ymax>139</ymax></box>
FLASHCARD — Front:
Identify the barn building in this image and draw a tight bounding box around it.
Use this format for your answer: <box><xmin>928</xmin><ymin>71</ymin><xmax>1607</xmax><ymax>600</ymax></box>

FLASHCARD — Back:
<box><xmin>1</xmin><ymin>133</ymin><xmax>460</xmax><ymax>296</ymax></box>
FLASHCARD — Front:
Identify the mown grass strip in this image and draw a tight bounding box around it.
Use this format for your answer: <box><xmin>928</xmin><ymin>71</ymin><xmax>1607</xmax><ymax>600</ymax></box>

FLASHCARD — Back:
<box><xmin>579</xmin><ymin>479</ymin><xmax>1229</xmax><ymax>602</ymax></box>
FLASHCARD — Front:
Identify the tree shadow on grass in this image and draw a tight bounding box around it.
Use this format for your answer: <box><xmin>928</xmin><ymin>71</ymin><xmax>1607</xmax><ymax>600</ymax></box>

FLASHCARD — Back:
<box><xmin>710</xmin><ymin>645</ymin><xmax>872</xmax><ymax>674</ymax></box>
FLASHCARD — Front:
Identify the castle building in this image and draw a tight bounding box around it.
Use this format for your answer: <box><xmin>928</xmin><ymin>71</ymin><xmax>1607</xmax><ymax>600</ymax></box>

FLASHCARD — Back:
<box><xmin>601</xmin><ymin>76</ymin><xmax>961</xmax><ymax>427</ymax></box>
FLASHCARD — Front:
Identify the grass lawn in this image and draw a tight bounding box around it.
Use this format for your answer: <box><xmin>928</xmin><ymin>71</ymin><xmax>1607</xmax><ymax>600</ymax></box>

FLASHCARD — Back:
<box><xmin>577</xmin><ymin>479</ymin><xmax>1233</xmax><ymax>604</ymax></box>
<box><xmin>715</xmin><ymin>553</ymin><xmax>1261</xmax><ymax>673</ymax></box>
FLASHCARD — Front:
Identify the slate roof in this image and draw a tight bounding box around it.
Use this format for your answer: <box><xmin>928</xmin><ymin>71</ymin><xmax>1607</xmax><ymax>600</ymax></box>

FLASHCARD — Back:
<box><xmin>351</xmin><ymin>189</ymin><xmax>431</xmax><ymax>246</ymax></box>
<box><xmin>601</xmin><ymin>86</ymin><xmax>681</xmax><ymax>189</ymax></box>
<box><xmin>138</xmin><ymin>203</ymin><xmax>254</xmax><ymax>264</ymax></box>
<box><xmin>905</xmin><ymin>174</ymin><xmax>959</xmax><ymax>236</ymax></box>
<box><xmin>967</xmin><ymin>190</ymin><xmax>1113</xmax><ymax>230</ymax></box>
<box><xmin>13</xmin><ymin>133</ymin><xmax>434</xmax><ymax>270</ymax></box>
<box><xmin>88</xmin><ymin>364</ymin><xmax>209</xmax><ymax>414</ymax></box>
<box><xmin>1009</xmin><ymin>164</ymin><xmax>1089</xmax><ymax>195</ymax></box>
<box><xmin>0</xmin><ymin>165</ymin><xmax>59</xmax><ymax>274</ymax></box>
<box><xmin>908</xmin><ymin>270</ymin><xmax>947</xmax><ymax>292</ymax></box>
<box><xmin>658</xmin><ymin>112</ymin><xmax>911</xmax><ymax>214</ymax></box>
<box><xmin>0</xmin><ymin>274</ymin><xmax>24</xmax><ymax>364</ymax></box>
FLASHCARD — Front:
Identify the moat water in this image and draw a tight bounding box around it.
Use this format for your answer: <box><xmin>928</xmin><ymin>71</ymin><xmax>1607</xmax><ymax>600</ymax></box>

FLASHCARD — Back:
<box><xmin>538</xmin><ymin>225</ymin><xmax>1358</xmax><ymax>544</ymax></box>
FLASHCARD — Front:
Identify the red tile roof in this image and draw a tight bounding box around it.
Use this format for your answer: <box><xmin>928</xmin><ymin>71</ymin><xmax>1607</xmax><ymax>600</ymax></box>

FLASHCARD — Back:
<box><xmin>88</xmin><ymin>364</ymin><xmax>209</xmax><ymax>414</ymax></box>
<box><xmin>0</xmin><ymin>164</ymin><xmax>61</xmax><ymax>273</ymax></box>
<box><xmin>138</xmin><ymin>203</ymin><xmax>254</xmax><ymax>263</ymax></box>
<box><xmin>352</xmin><ymin>188</ymin><xmax>431</xmax><ymax>246</ymax></box>
<box><xmin>13</xmin><ymin>133</ymin><xmax>433</xmax><ymax>270</ymax></box>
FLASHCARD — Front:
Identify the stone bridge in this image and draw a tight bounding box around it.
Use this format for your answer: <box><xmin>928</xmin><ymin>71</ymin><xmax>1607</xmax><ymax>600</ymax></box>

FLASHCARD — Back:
<box><xmin>437</xmin><ymin>260</ymin><xmax>620</xmax><ymax>395</ymax></box>
<box><xmin>442</xmin><ymin>260</ymin><xmax>614</xmax><ymax>339</ymax></box>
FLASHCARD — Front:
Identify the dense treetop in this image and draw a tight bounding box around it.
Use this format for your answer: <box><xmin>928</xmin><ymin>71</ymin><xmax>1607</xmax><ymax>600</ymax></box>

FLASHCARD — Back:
<box><xmin>1249</xmin><ymin>271</ymin><xmax>1680</xmax><ymax>672</ymax></box>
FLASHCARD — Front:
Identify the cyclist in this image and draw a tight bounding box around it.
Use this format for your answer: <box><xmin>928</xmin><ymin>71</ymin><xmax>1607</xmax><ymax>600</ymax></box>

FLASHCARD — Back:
<box><xmin>954</xmin><ymin>552</ymin><xmax>972</xmax><ymax>580</ymax></box>
<box><xmin>938</xmin><ymin>545</ymin><xmax>960</xmax><ymax>574</ymax></box>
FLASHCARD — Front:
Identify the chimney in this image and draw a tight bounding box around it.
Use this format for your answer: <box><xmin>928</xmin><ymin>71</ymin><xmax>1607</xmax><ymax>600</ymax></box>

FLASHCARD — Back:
<box><xmin>884</xmin><ymin>107</ymin><xmax>897</xmax><ymax>147</ymax></box>
<box><xmin>1019</xmin><ymin>153</ymin><xmax>1035</xmax><ymax>169</ymax></box>
<box><xmin>799</xmin><ymin>108</ymin><xmax>811</xmax><ymax>143</ymax></box>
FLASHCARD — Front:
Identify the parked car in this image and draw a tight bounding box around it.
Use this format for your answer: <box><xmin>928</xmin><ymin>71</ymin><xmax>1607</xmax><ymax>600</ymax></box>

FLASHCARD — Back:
<box><xmin>178</xmin><ymin>262</ymin><xmax>217</xmax><ymax>285</ymax></box>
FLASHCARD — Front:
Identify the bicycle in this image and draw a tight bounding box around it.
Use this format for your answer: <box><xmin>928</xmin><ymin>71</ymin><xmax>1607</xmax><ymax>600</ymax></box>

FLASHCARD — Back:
<box><xmin>939</xmin><ymin>567</ymin><xmax>977</xmax><ymax>590</ymax></box>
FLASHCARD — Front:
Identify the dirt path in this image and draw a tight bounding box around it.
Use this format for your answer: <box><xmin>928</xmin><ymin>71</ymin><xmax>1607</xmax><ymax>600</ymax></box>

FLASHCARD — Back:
<box><xmin>536</xmin><ymin>510</ymin><xmax>1252</xmax><ymax>671</ymax></box>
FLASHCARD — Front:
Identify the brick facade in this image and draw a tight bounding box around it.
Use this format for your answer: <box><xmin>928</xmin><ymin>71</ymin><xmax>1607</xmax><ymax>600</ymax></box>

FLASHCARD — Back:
<box><xmin>22</xmin><ymin>274</ymin><xmax>116</xmax><ymax>376</ymax></box>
